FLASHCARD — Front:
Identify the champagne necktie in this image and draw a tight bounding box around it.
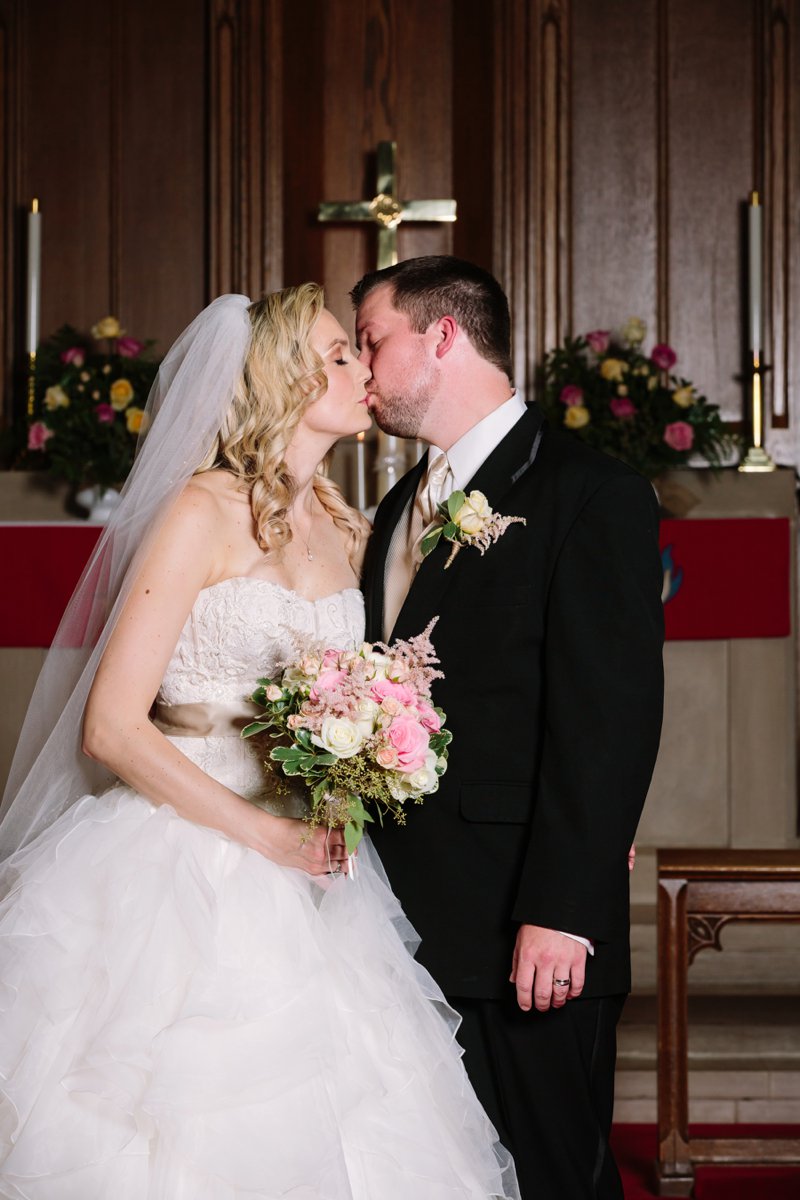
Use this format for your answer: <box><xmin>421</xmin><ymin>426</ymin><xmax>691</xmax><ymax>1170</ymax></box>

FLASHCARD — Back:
<box><xmin>383</xmin><ymin>450</ymin><xmax>453</xmax><ymax>641</ymax></box>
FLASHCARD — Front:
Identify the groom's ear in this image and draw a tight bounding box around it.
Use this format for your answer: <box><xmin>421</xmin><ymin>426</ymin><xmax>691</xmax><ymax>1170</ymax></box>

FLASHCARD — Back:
<box><xmin>432</xmin><ymin>315</ymin><xmax>459</xmax><ymax>360</ymax></box>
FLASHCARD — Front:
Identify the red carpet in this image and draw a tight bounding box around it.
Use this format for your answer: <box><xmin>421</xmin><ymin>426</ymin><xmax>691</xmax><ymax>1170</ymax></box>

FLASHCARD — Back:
<box><xmin>611</xmin><ymin>1124</ymin><xmax>800</xmax><ymax>1198</ymax></box>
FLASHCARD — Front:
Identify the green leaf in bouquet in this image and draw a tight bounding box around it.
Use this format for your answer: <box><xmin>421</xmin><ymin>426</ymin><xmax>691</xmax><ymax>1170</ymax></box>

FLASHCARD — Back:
<box><xmin>241</xmin><ymin>720</ymin><xmax>273</xmax><ymax>738</ymax></box>
<box><xmin>344</xmin><ymin>821</ymin><xmax>362</xmax><ymax>855</ymax></box>
<box><xmin>420</xmin><ymin>526</ymin><xmax>443</xmax><ymax>557</ymax></box>
<box><xmin>442</xmin><ymin>521</ymin><xmax>458</xmax><ymax>540</ymax></box>
<box><xmin>446</xmin><ymin>490</ymin><xmax>466</xmax><ymax>520</ymax></box>
<box><xmin>295</xmin><ymin>728</ymin><xmax>313</xmax><ymax>752</ymax></box>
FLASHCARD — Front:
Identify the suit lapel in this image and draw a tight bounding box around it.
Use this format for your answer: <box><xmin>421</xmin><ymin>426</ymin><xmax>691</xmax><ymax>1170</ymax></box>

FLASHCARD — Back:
<box><xmin>392</xmin><ymin>403</ymin><xmax>546</xmax><ymax>641</ymax></box>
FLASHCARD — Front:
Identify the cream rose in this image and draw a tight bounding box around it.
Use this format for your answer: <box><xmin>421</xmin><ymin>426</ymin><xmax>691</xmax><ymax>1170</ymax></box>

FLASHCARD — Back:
<box><xmin>44</xmin><ymin>385</ymin><xmax>69</xmax><ymax>411</ymax></box>
<box><xmin>312</xmin><ymin>717</ymin><xmax>364</xmax><ymax>758</ymax></box>
<box><xmin>672</xmin><ymin>386</ymin><xmax>693</xmax><ymax>408</ymax></box>
<box><xmin>454</xmin><ymin>490</ymin><xmax>491</xmax><ymax>535</ymax></box>
<box><xmin>600</xmin><ymin>358</ymin><xmax>628</xmax><ymax>383</ymax></box>
<box><xmin>265</xmin><ymin>684</ymin><xmax>283</xmax><ymax>701</ymax></box>
<box><xmin>354</xmin><ymin>696</ymin><xmax>380</xmax><ymax>736</ymax></box>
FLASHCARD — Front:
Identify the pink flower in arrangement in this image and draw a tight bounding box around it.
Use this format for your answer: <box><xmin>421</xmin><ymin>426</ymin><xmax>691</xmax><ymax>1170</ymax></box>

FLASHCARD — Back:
<box><xmin>321</xmin><ymin>649</ymin><xmax>341</xmax><ymax>668</ymax></box>
<box><xmin>27</xmin><ymin>421</ymin><xmax>54</xmax><ymax>451</ymax></box>
<box><xmin>651</xmin><ymin>343</ymin><xmax>677</xmax><ymax>370</ymax></box>
<box><xmin>663</xmin><ymin>421</ymin><xmax>694</xmax><ymax>451</ymax></box>
<box><xmin>310</xmin><ymin>667</ymin><xmax>347</xmax><ymax>699</ymax></box>
<box><xmin>585</xmin><ymin>330</ymin><xmax>611</xmax><ymax>354</ymax></box>
<box><xmin>384</xmin><ymin>716</ymin><xmax>429</xmax><ymax>774</ymax></box>
<box><xmin>60</xmin><ymin>346</ymin><xmax>86</xmax><ymax>368</ymax></box>
<box><xmin>559</xmin><ymin>384</ymin><xmax>584</xmax><ymax>407</ymax></box>
<box><xmin>416</xmin><ymin>702</ymin><xmax>442</xmax><ymax>733</ymax></box>
<box><xmin>610</xmin><ymin>397</ymin><xmax>636</xmax><ymax>419</ymax></box>
<box><xmin>117</xmin><ymin>336</ymin><xmax>144</xmax><ymax>358</ymax></box>
<box><xmin>95</xmin><ymin>404</ymin><xmax>116</xmax><ymax>424</ymax></box>
<box><xmin>371</xmin><ymin>678</ymin><xmax>417</xmax><ymax>707</ymax></box>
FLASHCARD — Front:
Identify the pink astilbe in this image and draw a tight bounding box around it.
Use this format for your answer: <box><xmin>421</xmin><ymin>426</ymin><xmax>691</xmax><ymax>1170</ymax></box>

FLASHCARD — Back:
<box><xmin>374</xmin><ymin>619</ymin><xmax>444</xmax><ymax>699</ymax></box>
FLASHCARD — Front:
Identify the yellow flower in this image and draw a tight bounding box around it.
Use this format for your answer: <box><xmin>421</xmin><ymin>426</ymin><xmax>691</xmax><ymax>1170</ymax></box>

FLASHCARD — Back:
<box><xmin>600</xmin><ymin>358</ymin><xmax>628</xmax><ymax>383</ymax></box>
<box><xmin>673</xmin><ymin>385</ymin><xmax>693</xmax><ymax>408</ymax></box>
<box><xmin>647</xmin><ymin>375</ymin><xmax>658</xmax><ymax>391</ymax></box>
<box><xmin>91</xmin><ymin>315</ymin><xmax>123</xmax><ymax>339</ymax></box>
<box><xmin>621</xmin><ymin>317</ymin><xmax>647</xmax><ymax>347</ymax></box>
<box><xmin>564</xmin><ymin>404</ymin><xmax>590</xmax><ymax>429</ymax></box>
<box><xmin>110</xmin><ymin>378</ymin><xmax>134</xmax><ymax>410</ymax></box>
<box><xmin>617</xmin><ymin>384</ymin><xmax>629</xmax><ymax>396</ymax></box>
<box><xmin>125</xmin><ymin>406</ymin><xmax>148</xmax><ymax>434</ymax></box>
<box><xmin>44</xmin><ymin>385</ymin><xmax>69</xmax><ymax>410</ymax></box>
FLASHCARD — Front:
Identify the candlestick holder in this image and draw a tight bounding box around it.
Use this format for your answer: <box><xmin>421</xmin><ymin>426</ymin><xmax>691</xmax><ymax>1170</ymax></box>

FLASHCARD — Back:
<box><xmin>27</xmin><ymin>352</ymin><xmax>36</xmax><ymax>418</ymax></box>
<box><xmin>739</xmin><ymin>354</ymin><xmax>775</xmax><ymax>472</ymax></box>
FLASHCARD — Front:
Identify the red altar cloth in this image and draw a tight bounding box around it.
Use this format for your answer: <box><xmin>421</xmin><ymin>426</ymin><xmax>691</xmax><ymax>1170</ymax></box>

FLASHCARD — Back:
<box><xmin>0</xmin><ymin>518</ymin><xmax>793</xmax><ymax>647</ymax></box>
<box><xmin>0</xmin><ymin>524</ymin><xmax>103</xmax><ymax>648</ymax></box>
<box><xmin>659</xmin><ymin>518</ymin><xmax>791</xmax><ymax>640</ymax></box>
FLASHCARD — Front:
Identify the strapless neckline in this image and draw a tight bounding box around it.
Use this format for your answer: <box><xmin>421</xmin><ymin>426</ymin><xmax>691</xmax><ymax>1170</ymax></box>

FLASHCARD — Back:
<box><xmin>200</xmin><ymin>577</ymin><xmax>363</xmax><ymax>608</ymax></box>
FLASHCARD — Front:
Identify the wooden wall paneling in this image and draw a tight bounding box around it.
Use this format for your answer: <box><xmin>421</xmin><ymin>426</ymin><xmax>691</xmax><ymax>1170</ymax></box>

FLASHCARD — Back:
<box><xmin>452</xmin><ymin>0</ymin><xmax>495</xmax><ymax>272</ymax></box>
<box><xmin>281</xmin><ymin>0</ymin><xmax>325</xmax><ymax>291</ymax></box>
<box><xmin>493</xmin><ymin>0</ymin><xmax>536</xmax><ymax>396</ymax></box>
<box><xmin>118</xmin><ymin>0</ymin><xmax>207</xmax><ymax>348</ymax></box>
<box><xmin>210</xmin><ymin>0</ymin><xmax>283</xmax><ymax>301</ymax></box>
<box><xmin>667</xmin><ymin>0</ymin><xmax>756</xmax><ymax>422</ymax></box>
<box><xmin>765</xmin><ymin>0</ymin><xmax>792</xmax><ymax>432</ymax></box>
<box><xmin>494</xmin><ymin>0</ymin><xmax>571</xmax><ymax>397</ymax></box>
<box><xmin>0</xmin><ymin>0</ymin><xmax>18</xmax><ymax>425</ymax></box>
<box><xmin>21</xmin><ymin>0</ymin><xmax>113</xmax><ymax>336</ymax></box>
<box><xmin>570</xmin><ymin>0</ymin><xmax>659</xmax><ymax>346</ymax></box>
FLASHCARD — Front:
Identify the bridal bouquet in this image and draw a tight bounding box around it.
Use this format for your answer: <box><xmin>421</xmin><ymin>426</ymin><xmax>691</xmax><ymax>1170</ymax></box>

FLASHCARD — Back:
<box><xmin>242</xmin><ymin>621</ymin><xmax>452</xmax><ymax>853</ymax></box>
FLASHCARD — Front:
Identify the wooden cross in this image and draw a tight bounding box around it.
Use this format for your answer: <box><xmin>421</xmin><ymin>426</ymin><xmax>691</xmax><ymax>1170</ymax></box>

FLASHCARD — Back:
<box><xmin>317</xmin><ymin>141</ymin><xmax>456</xmax><ymax>270</ymax></box>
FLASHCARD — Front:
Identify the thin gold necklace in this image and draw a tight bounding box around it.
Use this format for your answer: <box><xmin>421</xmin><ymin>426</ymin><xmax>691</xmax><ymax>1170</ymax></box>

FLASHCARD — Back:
<box><xmin>295</xmin><ymin>491</ymin><xmax>315</xmax><ymax>562</ymax></box>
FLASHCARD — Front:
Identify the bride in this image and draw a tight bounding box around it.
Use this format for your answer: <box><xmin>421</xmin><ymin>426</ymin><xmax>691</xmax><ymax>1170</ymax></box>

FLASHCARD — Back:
<box><xmin>0</xmin><ymin>287</ymin><xmax>518</xmax><ymax>1199</ymax></box>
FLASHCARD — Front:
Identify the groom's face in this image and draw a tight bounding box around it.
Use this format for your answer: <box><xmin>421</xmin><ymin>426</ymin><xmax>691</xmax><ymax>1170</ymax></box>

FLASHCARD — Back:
<box><xmin>355</xmin><ymin>285</ymin><xmax>437</xmax><ymax>439</ymax></box>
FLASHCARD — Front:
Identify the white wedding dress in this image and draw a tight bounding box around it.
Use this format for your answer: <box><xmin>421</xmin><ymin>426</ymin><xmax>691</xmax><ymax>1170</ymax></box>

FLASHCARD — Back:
<box><xmin>0</xmin><ymin>578</ymin><xmax>517</xmax><ymax>1200</ymax></box>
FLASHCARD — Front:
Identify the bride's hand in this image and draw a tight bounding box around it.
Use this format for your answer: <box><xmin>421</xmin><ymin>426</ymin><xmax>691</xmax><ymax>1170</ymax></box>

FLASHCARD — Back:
<box><xmin>254</xmin><ymin>814</ymin><xmax>349</xmax><ymax>876</ymax></box>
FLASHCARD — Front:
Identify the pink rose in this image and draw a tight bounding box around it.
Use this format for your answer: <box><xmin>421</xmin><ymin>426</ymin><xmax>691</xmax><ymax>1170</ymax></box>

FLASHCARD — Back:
<box><xmin>663</xmin><ymin>421</ymin><xmax>694</xmax><ymax>451</ymax></box>
<box><xmin>321</xmin><ymin>649</ymin><xmax>340</xmax><ymax>668</ymax></box>
<box><xmin>385</xmin><ymin>717</ymin><xmax>429</xmax><ymax>774</ymax></box>
<box><xmin>651</xmin><ymin>343</ymin><xmax>677</xmax><ymax>370</ymax></box>
<box><xmin>559</xmin><ymin>384</ymin><xmax>584</xmax><ymax>407</ymax></box>
<box><xmin>60</xmin><ymin>346</ymin><xmax>86</xmax><ymax>367</ymax></box>
<box><xmin>117</xmin><ymin>337</ymin><xmax>144</xmax><ymax>358</ymax></box>
<box><xmin>610</xmin><ymin>397</ymin><xmax>636</xmax><ymax>419</ymax></box>
<box><xmin>586</xmin><ymin>330</ymin><xmax>611</xmax><ymax>354</ymax></box>
<box><xmin>27</xmin><ymin>421</ymin><xmax>54</xmax><ymax>451</ymax></box>
<box><xmin>310</xmin><ymin>667</ymin><xmax>347</xmax><ymax>699</ymax></box>
<box><xmin>95</xmin><ymin>404</ymin><xmax>115</xmax><ymax>424</ymax></box>
<box><xmin>371</xmin><ymin>678</ymin><xmax>417</xmax><ymax>707</ymax></box>
<box><xmin>416</xmin><ymin>702</ymin><xmax>442</xmax><ymax>733</ymax></box>
<box><xmin>375</xmin><ymin>745</ymin><xmax>399</xmax><ymax>769</ymax></box>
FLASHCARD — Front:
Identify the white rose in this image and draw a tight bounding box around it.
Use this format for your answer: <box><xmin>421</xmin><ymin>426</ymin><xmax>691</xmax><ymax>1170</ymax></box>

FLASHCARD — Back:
<box><xmin>282</xmin><ymin>667</ymin><xmax>310</xmax><ymax>692</ymax></box>
<box><xmin>311</xmin><ymin>717</ymin><xmax>364</xmax><ymax>758</ymax></box>
<box><xmin>364</xmin><ymin>651</ymin><xmax>392</xmax><ymax>680</ymax></box>
<box><xmin>454</xmin><ymin>491</ymin><xmax>491</xmax><ymax>536</ymax></box>
<box><xmin>407</xmin><ymin>749</ymin><xmax>440</xmax><ymax>794</ymax></box>
<box><xmin>354</xmin><ymin>696</ymin><xmax>380</xmax><ymax>736</ymax></box>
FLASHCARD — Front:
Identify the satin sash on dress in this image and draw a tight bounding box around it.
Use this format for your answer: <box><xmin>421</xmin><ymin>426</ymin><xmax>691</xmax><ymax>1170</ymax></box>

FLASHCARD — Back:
<box><xmin>152</xmin><ymin>700</ymin><xmax>310</xmax><ymax>818</ymax></box>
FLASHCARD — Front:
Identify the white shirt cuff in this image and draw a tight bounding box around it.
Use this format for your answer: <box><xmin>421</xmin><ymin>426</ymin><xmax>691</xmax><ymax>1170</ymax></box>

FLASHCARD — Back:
<box><xmin>557</xmin><ymin>930</ymin><xmax>594</xmax><ymax>955</ymax></box>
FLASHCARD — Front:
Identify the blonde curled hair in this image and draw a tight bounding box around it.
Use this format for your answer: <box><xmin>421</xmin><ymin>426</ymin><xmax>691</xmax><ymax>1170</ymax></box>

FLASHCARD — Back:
<box><xmin>196</xmin><ymin>283</ymin><xmax>369</xmax><ymax>564</ymax></box>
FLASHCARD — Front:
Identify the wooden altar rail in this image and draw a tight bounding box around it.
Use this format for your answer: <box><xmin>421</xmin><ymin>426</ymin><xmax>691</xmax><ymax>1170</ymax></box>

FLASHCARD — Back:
<box><xmin>656</xmin><ymin>849</ymin><xmax>800</xmax><ymax>1196</ymax></box>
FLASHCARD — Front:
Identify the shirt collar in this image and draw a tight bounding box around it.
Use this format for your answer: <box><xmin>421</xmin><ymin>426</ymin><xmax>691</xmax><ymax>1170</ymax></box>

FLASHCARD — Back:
<box><xmin>428</xmin><ymin>392</ymin><xmax>527</xmax><ymax>491</ymax></box>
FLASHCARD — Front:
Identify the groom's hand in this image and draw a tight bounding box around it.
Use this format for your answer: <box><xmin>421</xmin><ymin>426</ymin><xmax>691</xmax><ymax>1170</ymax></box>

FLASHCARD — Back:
<box><xmin>510</xmin><ymin>924</ymin><xmax>587</xmax><ymax>1012</ymax></box>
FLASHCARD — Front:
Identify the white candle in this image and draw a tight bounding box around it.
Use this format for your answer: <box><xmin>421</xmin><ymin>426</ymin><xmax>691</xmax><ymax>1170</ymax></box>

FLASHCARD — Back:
<box><xmin>356</xmin><ymin>431</ymin><xmax>367</xmax><ymax>511</ymax></box>
<box><xmin>748</xmin><ymin>191</ymin><xmax>762</xmax><ymax>356</ymax></box>
<box><xmin>26</xmin><ymin>199</ymin><xmax>42</xmax><ymax>355</ymax></box>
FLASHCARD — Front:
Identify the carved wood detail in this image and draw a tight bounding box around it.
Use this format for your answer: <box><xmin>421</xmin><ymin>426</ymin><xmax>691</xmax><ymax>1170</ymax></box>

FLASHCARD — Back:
<box><xmin>494</xmin><ymin>0</ymin><xmax>571</xmax><ymax>397</ymax></box>
<box><xmin>209</xmin><ymin>0</ymin><xmax>283</xmax><ymax>300</ymax></box>
<box><xmin>687</xmin><ymin>913</ymin><xmax>730</xmax><ymax>964</ymax></box>
<box><xmin>766</xmin><ymin>1</ymin><xmax>791</xmax><ymax>427</ymax></box>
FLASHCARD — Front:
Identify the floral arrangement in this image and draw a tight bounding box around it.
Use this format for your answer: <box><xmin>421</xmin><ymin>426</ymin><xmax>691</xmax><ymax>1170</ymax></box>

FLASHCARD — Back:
<box><xmin>26</xmin><ymin>315</ymin><xmax>160</xmax><ymax>488</ymax></box>
<box><xmin>421</xmin><ymin>489</ymin><xmax>526</xmax><ymax>568</ymax></box>
<box><xmin>539</xmin><ymin>318</ymin><xmax>735</xmax><ymax>478</ymax></box>
<box><xmin>242</xmin><ymin>623</ymin><xmax>452</xmax><ymax>853</ymax></box>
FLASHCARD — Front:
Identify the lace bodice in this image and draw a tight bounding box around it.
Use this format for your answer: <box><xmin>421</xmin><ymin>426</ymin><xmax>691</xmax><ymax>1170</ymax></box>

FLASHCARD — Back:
<box><xmin>155</xmin><ymin>578</ymin><xmax>365</xmax><ymax>805</ymax></box>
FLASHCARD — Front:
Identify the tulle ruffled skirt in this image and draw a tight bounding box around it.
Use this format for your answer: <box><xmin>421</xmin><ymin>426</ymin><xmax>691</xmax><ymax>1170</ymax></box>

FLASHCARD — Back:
<box><xmin>0</xmin><ymin>787</ymin><xmax>517</xmax><ymax>1199</ymax></box>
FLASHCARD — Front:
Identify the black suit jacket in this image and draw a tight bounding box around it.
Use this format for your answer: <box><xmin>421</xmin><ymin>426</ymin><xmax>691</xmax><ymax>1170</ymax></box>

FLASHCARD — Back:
<box><xmin>363</xmin><ymin>403</ymin><xmax>664</xmax><ymax>1000</ymax></box>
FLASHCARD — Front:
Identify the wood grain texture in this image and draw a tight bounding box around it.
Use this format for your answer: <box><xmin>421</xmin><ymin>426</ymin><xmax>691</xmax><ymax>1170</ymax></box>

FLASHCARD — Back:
<box><xmin>0</xmin><ymin>0</ymin><xmax>18</xmax><ymax>423</ymax></box>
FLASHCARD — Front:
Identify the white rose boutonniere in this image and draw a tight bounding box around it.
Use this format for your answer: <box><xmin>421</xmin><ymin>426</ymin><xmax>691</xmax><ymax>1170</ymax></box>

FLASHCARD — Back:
<box><xmin>420</xmin><ymin>489</ymin><xmax>526</xmax><ymax>568</ymax></box>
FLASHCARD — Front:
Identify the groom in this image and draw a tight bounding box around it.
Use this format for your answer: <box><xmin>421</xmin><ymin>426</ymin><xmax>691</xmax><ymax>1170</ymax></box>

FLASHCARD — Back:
<box><xmin>354</xmin><ymin>256</ymin><xmax>664</xmax><ymax>1199</ymax></box>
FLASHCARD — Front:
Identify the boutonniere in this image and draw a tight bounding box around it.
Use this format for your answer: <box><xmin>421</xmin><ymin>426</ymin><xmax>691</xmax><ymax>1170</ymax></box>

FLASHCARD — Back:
<box><xmin>420</xmin><ymin>489</ymin><xmax>527</xmax><ymax>569</ymax></box>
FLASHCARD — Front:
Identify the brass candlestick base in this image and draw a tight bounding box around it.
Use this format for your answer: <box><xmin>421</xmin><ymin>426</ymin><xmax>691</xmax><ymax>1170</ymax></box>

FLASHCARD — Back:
<box><xmin>738</xmin><ymin>355</ymin><xmax>775</xmax><ymax>473</ymax></box>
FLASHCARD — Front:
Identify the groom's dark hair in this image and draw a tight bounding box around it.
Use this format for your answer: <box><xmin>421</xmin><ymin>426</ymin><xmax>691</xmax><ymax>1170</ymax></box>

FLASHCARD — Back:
<box><xmin>350</xmin><ymin>255</ymin><xmax>513</xmax><ymax>382</ymax></box>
